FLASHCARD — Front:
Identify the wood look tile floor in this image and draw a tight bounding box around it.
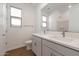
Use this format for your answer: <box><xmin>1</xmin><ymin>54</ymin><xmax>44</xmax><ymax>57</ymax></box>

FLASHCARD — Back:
<box><xmin>5</xmin><ymin>47</ymin><xmax>35</xmax><ymax>56</ymax></box>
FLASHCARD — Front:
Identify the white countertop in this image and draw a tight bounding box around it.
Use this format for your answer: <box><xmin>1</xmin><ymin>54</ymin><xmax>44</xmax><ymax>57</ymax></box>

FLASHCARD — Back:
<box><xmin>32</xmin><ymin>33</ymin><xmax>79</xmax><ymax>51</ymax></box>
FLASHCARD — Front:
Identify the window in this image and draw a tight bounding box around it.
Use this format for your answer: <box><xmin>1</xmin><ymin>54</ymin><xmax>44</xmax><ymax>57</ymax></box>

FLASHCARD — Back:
<box><xmin>42</xmin><ymin>23</ymin><xmax>46</xmax><ymax>27</ymax></box>
<box><xmin>42</xmin><ymin>16</ymin><xmax>47</xmax><ymax>28</ymax></box>
<box><xmin>10</xmin><ymin>7</ymin><xmax>22</xmax><ymax>27</ymax></box>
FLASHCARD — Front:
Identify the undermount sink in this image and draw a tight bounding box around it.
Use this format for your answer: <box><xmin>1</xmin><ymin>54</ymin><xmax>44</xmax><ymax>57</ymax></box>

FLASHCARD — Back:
<box><xmin>57</xmin><ymin>37</ymin><xmax>77</xmax><ymax>43</ymax></box>
<box><xmin>45</xmin><ymin>35</ymin><xmax>62</xmax><ymax>39</ymax></box>
<box><xmin>45</xmin><ymin>35</ymin><xmax>56</xmax><ymax>38</ymax></box>
<box><xmin>45</xmin><ymin>35</ymin><xmax>73</xmax><ymax>42</ymax></box>
<box><xmin>38</xmin><ymin>33</ymin><xmax>74</xmax><ymax>42</ymax></box>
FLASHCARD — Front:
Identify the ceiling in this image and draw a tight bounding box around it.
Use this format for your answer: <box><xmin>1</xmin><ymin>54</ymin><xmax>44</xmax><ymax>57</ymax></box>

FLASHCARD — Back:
<box><xmin>41</xmin><ymin>3</ymin><xmax>77</xmax><ymax>16</ymax></box>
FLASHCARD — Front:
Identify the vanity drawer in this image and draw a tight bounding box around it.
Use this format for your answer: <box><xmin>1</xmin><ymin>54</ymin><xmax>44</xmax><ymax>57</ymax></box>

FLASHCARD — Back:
<box><xmin>42</xmin><ymin>39</ymin><xmax>79</xmax><ymax>56</ymax></box>
<box><xmin>42</xmin><ymin>44</ymin><xmax>63</xmax><ymax>56</ymax></box>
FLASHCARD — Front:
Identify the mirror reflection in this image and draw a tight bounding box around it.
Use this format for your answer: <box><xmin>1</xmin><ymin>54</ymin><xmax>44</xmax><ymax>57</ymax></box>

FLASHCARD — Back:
<box><xmin>41</xmin><ymin>3</ymin><xmax>79</xmax><ymax>32</ymax></box>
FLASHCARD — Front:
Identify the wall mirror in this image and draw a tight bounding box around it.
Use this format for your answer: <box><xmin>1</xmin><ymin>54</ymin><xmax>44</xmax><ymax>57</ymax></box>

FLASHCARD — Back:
<box><xmin>41</xmin><ymin>3</ymin><xmax>79</xmax><ymax>32</ymax></box>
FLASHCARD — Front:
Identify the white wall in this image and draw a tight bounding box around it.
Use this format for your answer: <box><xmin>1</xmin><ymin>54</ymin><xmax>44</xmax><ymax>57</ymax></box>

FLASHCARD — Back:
<box><xmin>35</xmin><ymin>3</ymin><xmax>48</xmax><ymax>33</ymax></box>
<box><xmin>69</xmin><ymin>4</ymin><xmax>79</xmax><ymax>32</ymax></box>
<box><xmin>0</xmin><ymin>3</ymin><xmax>7</xmax><ymax>55</ymax></box>
<box><xmin>6</xmin><ymin>3</ymin><xmax>37</xmax><ymax>51</ymax></box>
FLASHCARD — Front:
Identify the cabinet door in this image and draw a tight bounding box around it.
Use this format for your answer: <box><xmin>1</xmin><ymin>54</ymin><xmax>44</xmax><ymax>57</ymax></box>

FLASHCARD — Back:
<box><xmin>42</xmin><ymin>45</ymin><xmax>55</xmax><ymax>56</ymax></box>
<box><xmin>42</xmin><ymin>45</ymin><xmax>62</xmax><ymax>56</ymax></box>
<box><xmin>36</xmin><ymin>40</ymin><xmax>41</xmax><ymax>56</ymax></box>
<box><xmin>32</xmin><ymin>36</ymin><xmax>41</xmax><ymax>56</ymax></box>
<box><xmin>32</xmin><ymin>37</ymin><xmax>37</xmax><ymax>55</ymax></box>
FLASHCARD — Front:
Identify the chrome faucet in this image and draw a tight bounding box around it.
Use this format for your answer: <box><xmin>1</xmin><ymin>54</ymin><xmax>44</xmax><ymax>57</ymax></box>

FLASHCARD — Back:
<box><xmin>62</xmin><ymin>31</ymin><xmax>65</xmax><ymax>37</ymax></box>
<box><xmin>44</xmin><ymin>29</ymin><xmax>46</xmax><ymax>34</ymax></box>
<box><xmin>43</xmin><ymin>28</ymin><xmax>47</xmax><ymax>34</ymax></box>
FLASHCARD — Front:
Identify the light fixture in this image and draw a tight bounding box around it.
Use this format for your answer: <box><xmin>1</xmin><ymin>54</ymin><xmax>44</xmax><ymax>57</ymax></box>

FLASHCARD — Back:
<box><xmin>68</xmin><ymin>5</ymin><xmax>72</xmax><ymax>8</ymax></box>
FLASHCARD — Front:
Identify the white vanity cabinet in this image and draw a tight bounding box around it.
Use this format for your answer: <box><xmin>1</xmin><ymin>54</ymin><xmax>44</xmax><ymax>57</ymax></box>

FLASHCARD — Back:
<box><xmin>32</xmin><ymin>35</ymin><xmax>41</xmax><ymax>56</ymax></box>
<box><xmin>42</xmin><ymin>44</ymin><xmax>62</xmax><ymax>56</ymax></box>
<box><xmin>42</xmin><ymin>40</ymin><xmax>63</xmax><ymax>56</ymax></box>
<box><xmin>32</xmin><ymin>34</ymin><xmax>79</xmax><ymax>56</ymax></box>
<box><xmin>42</xmin><ymin>45</ymin><xmax>54</xmax><ymax>56</ymax></box>
<box><xmin>42</xmin><ymin>39</ymin><xmax>79</xmax><ymax>56</ymax></box>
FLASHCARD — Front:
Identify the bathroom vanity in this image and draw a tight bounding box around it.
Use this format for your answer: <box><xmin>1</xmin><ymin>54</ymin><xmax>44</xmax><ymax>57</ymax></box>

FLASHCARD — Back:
<box><xmin>32</xmin><ymin>33</ymin><xmax>79</xmax><ymax>56</ymax></box>
<box><xmin>32</xmin><ymin>3</ymin><xmax>79</xmax><ymax>56</ymax></box>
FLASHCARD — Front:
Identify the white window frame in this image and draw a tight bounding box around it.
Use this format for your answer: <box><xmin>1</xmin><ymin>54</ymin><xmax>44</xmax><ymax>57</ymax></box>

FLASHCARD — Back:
<box><xmin>10</xmin><ymin>6</ymin><xmax>22</xmax><ymax>27</ymax></box>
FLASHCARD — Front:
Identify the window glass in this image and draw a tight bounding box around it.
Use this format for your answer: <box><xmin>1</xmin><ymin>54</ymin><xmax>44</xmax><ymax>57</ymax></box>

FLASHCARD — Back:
<box><xmin>11</xmin><ymin>18</ymin><xmax>21</xmax><ymax>26</ymax></box>
<box><xmin>42</xmin><ymin>16</ymin><xmax>46</xmax><ymax>22</ymax></box>
<box><xmin>10</xmin><ymin>7</ymin><xmax>22</xmax><ymax>27</ymax></box>
<box><xmin>42</xmin><ymin>23</ymin><xmax>46</xmax><ymax>27</ymax></box>
<box><xmin>11</xmin><ymin>7</ymin><xmax>21</xmax><ymax>17</ymax></box>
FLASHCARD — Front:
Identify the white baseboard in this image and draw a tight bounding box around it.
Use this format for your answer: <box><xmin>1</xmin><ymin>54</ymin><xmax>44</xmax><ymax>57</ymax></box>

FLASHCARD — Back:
<box><xmin>6</xmin><ymin>44</ymin><xmax>26</xmax><ymax>52</ymax></box>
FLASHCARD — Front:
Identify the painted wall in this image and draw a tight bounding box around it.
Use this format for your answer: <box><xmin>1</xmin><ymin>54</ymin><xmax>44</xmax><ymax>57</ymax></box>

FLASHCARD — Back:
<box><xmin>69</xmin><ymin>4</ymin><xmax>79</xmax><ymax>32</ymax></box>
<box><xmin>35</xmin><ymin>3</ymin><xmax>48</xmax><ymax>33</ymax></box>
<box><xmin>6</xmin><ymin>3</ymin><xmax>37</xmax><ymax>51</ymax></box>
<box><xmin>0</xmin><ymin>3</ymin><xmax>7</xmax><ymax>55</ymax></box>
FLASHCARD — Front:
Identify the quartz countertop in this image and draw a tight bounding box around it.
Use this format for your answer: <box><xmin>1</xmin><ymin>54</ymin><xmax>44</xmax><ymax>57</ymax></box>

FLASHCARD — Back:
<box><xmin>32</xmin><ymin>33</ymin><xmax>79</xmax><ymax>51</ymax></box>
